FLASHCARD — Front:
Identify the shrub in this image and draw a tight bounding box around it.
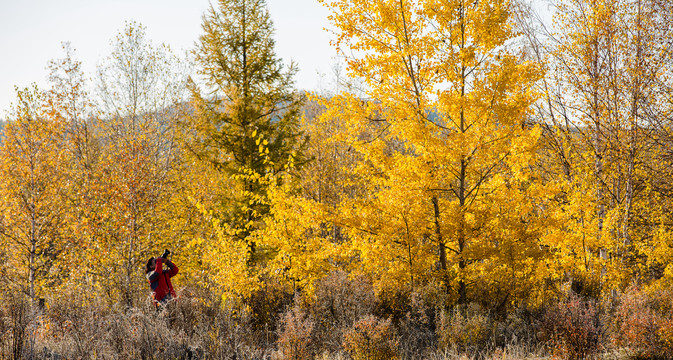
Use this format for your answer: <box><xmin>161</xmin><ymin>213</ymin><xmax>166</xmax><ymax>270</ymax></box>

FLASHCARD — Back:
<box><xmin>276</xmin><ymin>306</ymin><xmax>315</xmax><ymax>360</ymax></box>
<box><xmin>192</xmin><ymin>294</ymin><xmax>261</xmax><ymax>360</ymax></box>
<box><xmin>492</xmin><ymin>306</ymin><xmax>542</xmax><ymax>350</ymax></box>
<box><xmin>611</xmin><ymin>285</ymin><xmax>673</xmax><ymax>359</ymax></box>
<box><xmin>299</xmin><ymin>271</ymin><xmax>375</xmax><ymax>353</ymax></box>
<box><xmin>539</xmin><ymin>293</ymin><xmax>601</xmax><ymax>359</ymax></box>
<box><xmin>397</xmin><ymin>283</ymin><xmax>446</xmax><ymax>359</ymax></box>
<box><xmin>247</xmin><ymin>278</ymin><xmax>293</xmax><ymax>339</ymax></box>
<box><xmin>656</xmin><ymin>318</ymin><xmax>673</xmax><ymax>359</ymax></box>
<box><xmin>436</xmin><ymin>303</ymin><xmax>494</xmax><ymax>354</ymax></box>
<box><xmin>343</xmin><ymin>315</ymin><xmax>399</xmax><ymax>360</ymax></box>
<box><xmin>374</xmin><ymin>287</ymin><xmax>410</xmax><ymax>323</ymax></box>
<box><xmin>5</xmin><ymin>285</ymin><xmax>261</xmax><ymax>359</ymax></box>
<box><xmin>1</xmin><ymin>294</ymin><xmax>30</xmax><ymax>360</ymax></box>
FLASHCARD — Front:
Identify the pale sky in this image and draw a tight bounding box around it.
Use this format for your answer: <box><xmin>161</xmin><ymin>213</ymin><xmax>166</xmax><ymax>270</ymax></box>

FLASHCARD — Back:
<box><xmin>0</xmin><ymin>0</ymin><xmax>336</xmax><ymax>116</ymax></box>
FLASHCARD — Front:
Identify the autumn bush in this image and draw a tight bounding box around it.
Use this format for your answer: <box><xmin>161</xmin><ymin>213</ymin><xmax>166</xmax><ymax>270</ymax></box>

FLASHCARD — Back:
<box><xmin>17</xmin><ymin>280</ymin><xmax>673</xmax><ymax>359</ymax></box>
<box><xmin>539</xmin><ymin>293</ymin><xmax>602</xmax><ymax>359</ymax></box>
<box><xmin>343</xmin><ymin>315</ymin><xmax>399</xmax><ymax>360</ymax></box>
<box><xmin>41</xmin><ymin>298</ymin><xmax>108</xmax><ymax>358</ymax></box>
<box><xmin>247</xmin><ymin>278</ymin><xmax>294</xmax><ymax>336</ymax></box>
<box><xmin>295</xmin><ymin>271</ymin><xmax>376</xmax><ymax>353</ymax></box>
<box><xmin>34</xmin><ymin>295</ymin><xmax>197</xmax><ymax>359</ymax></box>
<box><xmin>610</xmin><ymin>285</ymin><xmax>673</xmax><ymax>359</ymax></box>
<box><xmin>492</xmin><ymin>306</ymin><xmax>542</xmax><ymax>350</ymax></box>
<box><xmin>436</xmin><ymin>303</ymin><xmax>495</xmax><ymax>355</ymax></box>
<box><xmin>276</xmin><ymin>305</ymin><xmax>315</xmax><ymax>360</ymax></box>
<box><xmin>397</xmin><ymin>283</ymin><xmax>446</xmax><ymax>359</ymax></box>
<box><xmin>0</xmin><ymin>292</ymin><xmax>31</xmax><ymax>359</ymax></box>
<box><xmin>200</xmin><ymin>299</ymin><xmax>263</xmax><ymax>360</ymax></box>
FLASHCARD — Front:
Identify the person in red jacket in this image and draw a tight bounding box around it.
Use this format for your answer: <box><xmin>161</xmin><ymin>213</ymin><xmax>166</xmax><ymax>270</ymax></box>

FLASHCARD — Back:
<box><xmin>145</xmin><ymin>249</ymin><xmax>179</xmax><ymax>304</ymax></box>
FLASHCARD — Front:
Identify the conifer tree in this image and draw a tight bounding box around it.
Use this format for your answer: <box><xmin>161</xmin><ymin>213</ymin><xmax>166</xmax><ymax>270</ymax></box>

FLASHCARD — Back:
<box><xmin>189</xmin><ymin>0</ymin><xmax>305</xmax><ymax>256</ymax></box>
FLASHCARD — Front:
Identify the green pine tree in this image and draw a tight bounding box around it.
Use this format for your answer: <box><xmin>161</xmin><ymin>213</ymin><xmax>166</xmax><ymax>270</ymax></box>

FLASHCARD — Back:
<box><xmin>187</xmin><ymin>0</ymin><xmax>306</xmax><ymax>256</ymax></box>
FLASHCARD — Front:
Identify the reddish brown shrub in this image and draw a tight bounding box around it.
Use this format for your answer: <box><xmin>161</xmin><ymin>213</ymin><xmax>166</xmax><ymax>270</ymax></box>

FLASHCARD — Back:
<box><xmin>540</xmin><ymin>293</ymin><xmax>601</xmax><ymax>359</ymax></box>
<box><xmin>276</xmin><ymin>306</ymin><xmax>315</xmax><ymax>360</ymax></box>
<box><xmin>611</xmin><ymin>285</ymin><xmax>673</xmax><ymax>359</ymax></box>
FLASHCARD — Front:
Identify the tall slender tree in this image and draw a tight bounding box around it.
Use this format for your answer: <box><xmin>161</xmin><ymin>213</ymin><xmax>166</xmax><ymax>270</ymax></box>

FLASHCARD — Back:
<box><xmin>0</xmin><ymin>86</ymin><xmax>67</xmax><ymax>302</ymax></box>
<box><xmin>45</xmin><ymin>43</ymin><xmax>99</xmax><ymax>300</ymax></box>
<box><xmin>537</xmin><ymin>0</ymin><xmax>673</xmax><ymax>293</ymax></box>
<box><xmin>91</xmin><ymin>22</ymin><xmax>188</xmax><ymax>306</ymax></box>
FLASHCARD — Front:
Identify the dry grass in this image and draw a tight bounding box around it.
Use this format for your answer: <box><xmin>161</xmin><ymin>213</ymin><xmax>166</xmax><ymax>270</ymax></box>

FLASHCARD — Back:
<box><xmin>2</xmin><ymin>279</ymin><xmax>669</xmax><ymax>360</ymax></box>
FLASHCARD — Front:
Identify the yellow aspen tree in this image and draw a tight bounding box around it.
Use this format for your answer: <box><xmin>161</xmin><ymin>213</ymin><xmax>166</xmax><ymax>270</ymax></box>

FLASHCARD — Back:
<box><xmin>543</xmin><ymin>0</ymin><xmax>673</xmax><ymax>293</ymax></box>
<box><xmin>0</xmin><ymin>86</ymin><xmax>67</xmax><ymax>302</ymax></box>
<box><xmin>258</xmin><ymin>177</ymin><xmax>336</xmax><ymax>296</ymax></box>
<box><xmin>44</xmin><ymin>43</ymin><xmax>100</xmax><ymax>302</ymax></box>
<box><xmin>620</xmin><ymin>0</ymin><xmax>673</xmax><ymax>288</ymax></box>
<box><xmin>256</xmin><ymin>94</ymin><xmax>374</xmax><ymax>296</ymax></box>
<box><xmin>90</xmin><ymin>22</ymin><xmax>188</xmax><ymax>306</ymax></box>
<box><xmin>552</xmin><ymin>0</ymin><xmax>626</xmax><ymax>292</ymax></box>
<box><xmin>187</xmin><ymin>198</ymin><xmax>260</xmax><ymax>302</ymax></box>
<box><xmin>320</xmin><ymin>0</ymin><xmax>545</xmax><ymax>306</ymax></box>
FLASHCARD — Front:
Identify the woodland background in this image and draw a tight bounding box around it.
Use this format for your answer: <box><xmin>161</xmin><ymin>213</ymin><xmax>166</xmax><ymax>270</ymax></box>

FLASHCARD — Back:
<box><xmin>2</xmin><ymin>0</ymin><xmax>673</xmax><ymax>358</ymax></box>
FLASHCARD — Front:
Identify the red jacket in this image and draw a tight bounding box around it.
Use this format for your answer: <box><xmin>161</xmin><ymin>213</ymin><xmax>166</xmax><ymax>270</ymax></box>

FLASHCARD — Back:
<box><xmin>147</xmin><ymin>258</ymin><xmax>178</xmax><ymax>303</ymax></box>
